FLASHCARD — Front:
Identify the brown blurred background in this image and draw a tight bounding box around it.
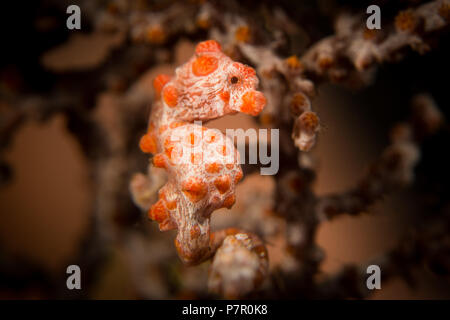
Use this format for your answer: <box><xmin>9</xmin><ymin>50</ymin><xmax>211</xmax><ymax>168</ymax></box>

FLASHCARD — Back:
<box><xmin>1</xmin><ymin>0</ymin><xmax>449</xmax><ymax>299</ymax></box>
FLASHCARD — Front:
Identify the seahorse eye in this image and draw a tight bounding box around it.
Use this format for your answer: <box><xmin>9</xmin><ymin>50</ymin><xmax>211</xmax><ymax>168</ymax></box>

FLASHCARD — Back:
<box><xmin>230</xmin><ymin>76</ymin><xmax>239</xmax><ymax>84</ymax></box>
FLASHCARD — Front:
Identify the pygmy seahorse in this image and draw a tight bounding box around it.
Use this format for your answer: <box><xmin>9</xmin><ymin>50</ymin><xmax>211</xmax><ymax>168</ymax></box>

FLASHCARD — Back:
<box><xmin>139</xmin><ymin>40</ymin><xmax>267</xmax><ymax>276</ymax></box>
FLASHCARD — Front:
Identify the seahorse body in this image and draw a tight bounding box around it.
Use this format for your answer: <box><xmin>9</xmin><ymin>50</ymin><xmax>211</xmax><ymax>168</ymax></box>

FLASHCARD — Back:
<box><xmin>140</xmin><ymin>40</ymin><xmax>266</xmax><ymax>265</ymax></box>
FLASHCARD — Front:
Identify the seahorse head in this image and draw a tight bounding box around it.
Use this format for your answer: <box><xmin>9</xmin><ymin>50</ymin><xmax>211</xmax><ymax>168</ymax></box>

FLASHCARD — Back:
<box><xmin>169</xmin><ymin>40</ymin><xmax>266</xmax><ymax>120</ymax></box>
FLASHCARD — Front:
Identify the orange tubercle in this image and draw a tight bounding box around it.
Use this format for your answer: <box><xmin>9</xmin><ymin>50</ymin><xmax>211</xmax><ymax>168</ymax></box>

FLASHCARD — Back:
<box><xmin>139</xmin><ymin>133</ymin><xmax>157</xmax><ymax>154</ymax></box>
<box><xmin>165</xmin><ymin>146</ymin><xmax>175</xmax><ymax>159</ymax></box>
<box><xmin>146</xmin><ymin>25</ymin><xmax>166</xmax><ymax>44</ymax></box>
<box><xmin>395</xmin><ymin>9</ymin><xmax>417</xmax><ymax>32</ymax></box>
<box><xmin>182</xmin><ymin>177</ymin><xmax>208</xmax><ymax>203</ymax></box>
<box><xmin>235</xmin><ymin>26</ymin><xmax>250</xmax><ymax>43</ymax></box>
<box><xmin>219</xmin><ymin>90</ymin><xmax>230</xmax><ymax>103</ymax></box>
<box><xmin>205</xmin><ymin>162</ymin><xmax>223</xmax><ymax>174</ymax></box>
<box><xmin>160</xmin><ymin>191</ymin><xmax>177</xmax><ymax>210</ymax></box>
<box><xmin>196</xmin><ymin>17</ymin><xmax>211</xmax><ymax>29</ymax></box>
<box><xmin>285</xmin><ymin>55</ymin><xmax>303</xmax><ymax>70</ymax></box>
<box><xmin>363</xmin><ymin>27</ymin><xmax>378</xmax><ymax>40</ymax></box>
<box><xmin>153</xmin><ymin>74</ymin><xmax>171</xmax><ymax>97</ymax></box>
<box><xmin>214</xmin><ymin>175</ymin><xmax>231</xmax><ymax>194</ymax></box>
<box><xmin>192</xmin><ymin>56</ymin><xmax>219</xmax><ymax>76</ymax></box>
<box><xmin>165</xmin><ymin>199</ymin><xmax>177</xmax><ymax>210</ymax></box>
<box><xmin>240</xmin><ymin>91</ymin><xmax>266</xmax><ymax>116</ymax></box>
<box><xmin>300</xmin><ymin>111</ymin><xmax>320</xmax><ymax>133</ymax></box>
<box><xmin>290</xmin><ymin>92</ymin><xmax>310</xmax><ymax>116</ymax></box>
<box><xmin>232</xmin><ymin>62</ymin><xmax>256</xmax><ymax>77</ymax></box>
<box><xmin>318</xmin><ymin>55</ymin><xmax>334</xmax><ymax>69</ymax></box>
<box><xmin>149</xmin><ymin>199</ymin><xmax>168</xmax><ymax>222</ymax></box>
<box><xmin>222</xmin><ymin>194</ymin><xmax>236</xmax><ymax>209</ymax></box>
<box><xmin>234</xmin><ymin>170</ymin><xmax>243</xmax><ymax>183</ymax></box>
<box><xmin>195</xmin><ymin>40</ymin><xmax>221</xmax><ymax>54</ymax></box>
<box><xmin>153</xmin><ymin>153</ymin><xmax>167</xmax><ymax>168</ymax></box>
<box><xmin>163</xmin><ymin>85</ymin><xmax>178</xmax><ymax>107</ymax></box>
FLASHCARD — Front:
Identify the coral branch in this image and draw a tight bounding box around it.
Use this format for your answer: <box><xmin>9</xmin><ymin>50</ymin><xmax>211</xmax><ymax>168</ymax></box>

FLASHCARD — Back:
<box><xmin>302</xmin><ymin>0</ymin><xmax>450</xmax><ymax>86</ymax></box>
<box><xmin>317</xmin><ymin>94</ymin><xmax>444</xmax><ymax>220</ymax></box>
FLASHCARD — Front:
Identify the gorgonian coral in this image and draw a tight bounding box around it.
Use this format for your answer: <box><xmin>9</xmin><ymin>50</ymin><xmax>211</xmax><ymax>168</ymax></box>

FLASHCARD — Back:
<box><xmin>139</xmin><ymin>40</ymin><xmax>268</xmax><ymax>297</ymax></box>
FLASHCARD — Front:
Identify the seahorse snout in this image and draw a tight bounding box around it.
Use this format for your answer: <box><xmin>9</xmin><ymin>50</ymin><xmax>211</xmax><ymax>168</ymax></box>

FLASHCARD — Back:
<box><xmin>239</xmin><ymin>90</ymin><xmax>266</xmax><ymax>116</ymax></box>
